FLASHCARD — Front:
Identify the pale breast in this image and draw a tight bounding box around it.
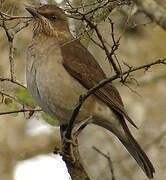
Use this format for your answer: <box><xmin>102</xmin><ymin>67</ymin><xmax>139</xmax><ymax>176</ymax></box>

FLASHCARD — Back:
<box><xmin>26</xmin><ymin>38</ymin><xmax>97</xmax><ymax>124</ymax></box>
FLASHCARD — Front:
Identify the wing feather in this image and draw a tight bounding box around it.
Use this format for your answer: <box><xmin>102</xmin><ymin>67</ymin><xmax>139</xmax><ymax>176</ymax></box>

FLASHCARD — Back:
<box><xmin>61</xmin><ymin>40</ymin><xmax>137</xmax><ymax>128</ymax></box>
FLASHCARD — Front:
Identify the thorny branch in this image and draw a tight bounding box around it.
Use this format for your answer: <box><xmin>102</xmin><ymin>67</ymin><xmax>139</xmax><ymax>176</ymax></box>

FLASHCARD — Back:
<box><xmin>69</xmin><ymin>10</ymin><xmax>120</xmax><ymax>75</ymax></box>
<box><xmin>66</xmin><ymin>1</ymin><xmax>131</xmax><ymax>75</ymax></box>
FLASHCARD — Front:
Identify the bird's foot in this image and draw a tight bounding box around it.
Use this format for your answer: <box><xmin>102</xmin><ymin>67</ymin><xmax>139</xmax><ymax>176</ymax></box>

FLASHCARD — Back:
<box><xmin>62</xmin><ymin>135</ymin><xmax>78</xmax><ymax>147</ymax></box>
<box><xmin>61</xmin><ymin>136</ymin><xmax>78</xmax><ymax>163</ymax></box>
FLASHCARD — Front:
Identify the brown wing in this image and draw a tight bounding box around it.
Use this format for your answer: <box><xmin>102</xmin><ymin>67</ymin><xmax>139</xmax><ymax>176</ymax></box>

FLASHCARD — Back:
<box><xmin>61</xmin><ymin>40</ymin><xmax>137</xmax><ymax>128</ymax></box>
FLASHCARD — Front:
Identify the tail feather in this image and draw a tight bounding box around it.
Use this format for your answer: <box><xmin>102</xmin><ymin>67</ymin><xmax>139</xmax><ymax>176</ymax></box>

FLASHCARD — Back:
<box><xmin>93</xmin><ymin>108</ymin><xmax>155</xmax><ymax>179</ymax></box>
<box><xmin>95</xmin><ymin>117</ymin><xmax>155</xmax><ymax>179</ymax></box>
<box><xmin>117</xmin><ymin>121</ymin><xmax>155</xmax><ymax>179</ymax></box>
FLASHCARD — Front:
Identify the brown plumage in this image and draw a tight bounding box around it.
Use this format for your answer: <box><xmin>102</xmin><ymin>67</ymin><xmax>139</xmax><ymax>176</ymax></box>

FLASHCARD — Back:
<box><xmin>26</xmin><ymin>4</ymin><xmax>155</xmax><ymax>178</ymax></box>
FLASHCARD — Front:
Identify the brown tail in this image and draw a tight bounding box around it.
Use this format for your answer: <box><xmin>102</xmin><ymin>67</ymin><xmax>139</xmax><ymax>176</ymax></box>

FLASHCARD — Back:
<box><xmin>94</xmin><ymin>116</ymin><xmax>155</xmax><ymax>179</ymax></box>
<box><xmin>116</xmin><ymin>121</ymin><xmax>155</xmax><ymax>179</ymax></box>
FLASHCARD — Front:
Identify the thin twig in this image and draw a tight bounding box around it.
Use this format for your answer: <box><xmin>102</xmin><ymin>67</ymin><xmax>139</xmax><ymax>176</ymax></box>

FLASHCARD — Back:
<box><xmin>65</xmin><ymin>0</ymin><xmax>105</xmax><ymax>11</ymax></box>
<box><xmin>0</xmin><ymin>90</ymin><xmax>24</xmax><ymax>106</ymax></box>
<box><xmin>0</xmin><ymin>12</ymin><xmax>15</xmax><ymax>80</ymax></box>
<box><xmin>0</xmin><ymin>11</ymin><xmax>30</xmax><ymax>20</ymax></box>
<box><xmin>0</xmin><ymin>78</ymin><xmax>26</xmax><ymax>88</ymax></box>
<box><xmin>93</xmin><ymin>146</ymin><xmax>115</xmax><ymax>180</ymax></box>
<box><xmin>80</xmin><ymin>13</ymin><xmax>120</xmax><ymax>74</ymax></box>
<box><xmin>0</xmin><ymin>109</ymin><xmax>42</xmax><ymax>116</ymax></box>
<box><xmin>0</xmin><ymin>10</ymin><xmax>30</xmax><ymax>80</ymax></box>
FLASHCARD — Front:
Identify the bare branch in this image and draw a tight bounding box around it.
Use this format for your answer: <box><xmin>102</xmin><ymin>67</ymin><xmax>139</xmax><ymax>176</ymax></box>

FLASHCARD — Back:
<box><xmin>0</xmin><ymin>10</ymin><xmax>30</xmax><ymax>80</ymax></box>
<box><xmin>0</xmin><ymin>12</ymin><xmax>30</xmax><ymax>20</ymax></box>
<box><xmin>0</xmin><ymin>78</ymin><xmax>26</xmax><ymax>88</ymax></box>
<box><xmin>80</xmin><ymin>13</ymin><xmax>120</xmax><ymax>74</ymax></box>
<box><xmin>0</xmin><ymin>109</ymin><xmax>41</xmax><ymax>116</ymax></box>
<box><xmin>0</xmin><ymin>90</ymin><xmax>24</xmax><ymax>106</ymax></box>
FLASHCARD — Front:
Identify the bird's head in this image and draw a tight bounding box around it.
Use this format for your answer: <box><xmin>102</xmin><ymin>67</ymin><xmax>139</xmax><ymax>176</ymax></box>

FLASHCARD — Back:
<box><xmin>26</xmin><ymin>4</ymin><xmax>71</xmax><ymax>40</ymax></box>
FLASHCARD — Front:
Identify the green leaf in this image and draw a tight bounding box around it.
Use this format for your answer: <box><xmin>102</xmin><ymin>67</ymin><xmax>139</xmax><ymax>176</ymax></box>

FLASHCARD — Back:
<box><xmin>5</xmin><ymin>102</ymin><xmax>19</xmax><ymax>117</ymax></box>
<box><xmin>41</xmin><ymin>112</ymin><xmax>59</xmax><ymax>126</ymax></box>
<box><xmin>15</xmin><ymin>88</ymin><xmax>37</xmax><ymax>108</ymax></box>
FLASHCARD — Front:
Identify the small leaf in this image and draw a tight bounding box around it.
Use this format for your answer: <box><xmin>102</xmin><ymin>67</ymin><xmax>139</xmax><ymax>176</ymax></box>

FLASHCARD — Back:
<box><xmin>15</xmin><ymin>88</ymin><xmax>37</xmax><ymax>108</ymax></box>
<box><xmin>41</xmin><ymin>112</ymin><xmax>59</xmax><ymax>126</ymax></box>
<box><xmin>5</xmin><ymin>102</ymin><xmax>19</xmax><ymax>117</ymax></box>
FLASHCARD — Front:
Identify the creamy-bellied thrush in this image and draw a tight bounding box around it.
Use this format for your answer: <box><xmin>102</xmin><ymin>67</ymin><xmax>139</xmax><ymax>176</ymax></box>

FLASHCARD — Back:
<box><xmin>26</xmin><ymin>4</ymin><xmax>155</xmax><ymax>178</ymax></box>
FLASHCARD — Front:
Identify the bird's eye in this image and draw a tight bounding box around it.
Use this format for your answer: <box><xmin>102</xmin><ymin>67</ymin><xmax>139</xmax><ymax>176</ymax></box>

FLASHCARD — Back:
<box><xmin>42</xmin><ymin>14</ymin><xmax>57</xmax><ymax>20</ymax></box>
<box><xmin>51</xmin><ymin>15</ymin><xmax>57</xmax><ymax>19</ymax></box>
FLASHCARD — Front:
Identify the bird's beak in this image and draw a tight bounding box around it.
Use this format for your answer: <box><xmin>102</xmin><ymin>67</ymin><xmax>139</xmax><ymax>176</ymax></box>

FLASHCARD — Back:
<box><xmin>25</xmin><ymin>6</ymin><xmax>40</xmax><ymax>18</ymax></box>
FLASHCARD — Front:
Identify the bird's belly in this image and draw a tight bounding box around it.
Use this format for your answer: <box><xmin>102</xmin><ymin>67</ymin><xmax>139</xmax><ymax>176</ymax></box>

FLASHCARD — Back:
<box><xmin>28</xmin><ymin>60</ymin><xmax>95</xmax><ymax>124</ymax></box>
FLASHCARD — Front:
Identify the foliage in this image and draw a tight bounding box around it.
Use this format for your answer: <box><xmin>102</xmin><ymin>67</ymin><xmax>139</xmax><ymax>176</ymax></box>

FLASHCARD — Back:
<box><xmin>41</xmin><ymin>112</ymin><xmax>59</xmax><ymax>126</ymax></box>
<box><xmin>15</xmin><ymin>88</ymin><xmax>37</xmax><ymax>108</ymax></box>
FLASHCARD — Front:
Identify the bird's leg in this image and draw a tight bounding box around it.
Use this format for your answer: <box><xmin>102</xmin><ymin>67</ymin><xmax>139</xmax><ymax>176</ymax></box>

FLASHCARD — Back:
<box><xmin>60</xmin><ymin>116</ymin><xmax>92</xmax><ymax>162</ymax></box>
<box><xmin>60</xmin><ymin>124</ymin><xmax>78</xmax><ymax>162</ymax></box>
<box><xmin>60</xmin><ymin>124</ymin><xmax>78</xmax><ymax>146</ymax></box>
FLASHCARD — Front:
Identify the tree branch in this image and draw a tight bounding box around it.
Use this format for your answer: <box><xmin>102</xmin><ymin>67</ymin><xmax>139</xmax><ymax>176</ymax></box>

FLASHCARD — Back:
<box><xmin>0</xmin><ymin>109</ymin><xmax>41</xmax><ymax>116</ymax></box>
<box><xmin>0</xmin><ymin>78</ymin><xmax>26</xmax><ymax>88</ymax></box>
<box><xmin>0</xmin><ymin>11</ymin><xmax>30</xmax><ymax>80</ymax></box>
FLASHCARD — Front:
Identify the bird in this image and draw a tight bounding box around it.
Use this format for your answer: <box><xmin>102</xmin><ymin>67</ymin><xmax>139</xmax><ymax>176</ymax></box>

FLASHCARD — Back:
<box><xmin>25</xmin><ymin>4</ymin><xmax>155</xmax><ymax>179</ymax></box>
